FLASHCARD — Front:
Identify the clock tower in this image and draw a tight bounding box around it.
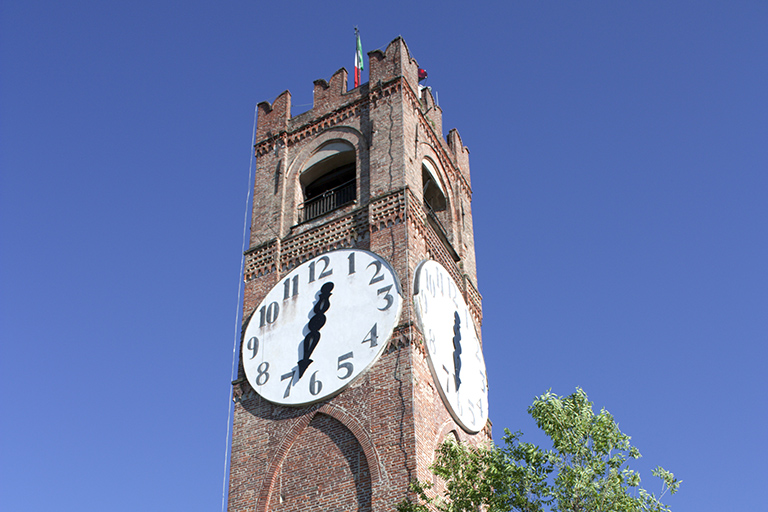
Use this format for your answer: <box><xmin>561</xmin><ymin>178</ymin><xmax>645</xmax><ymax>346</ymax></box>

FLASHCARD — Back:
<box><xmin>228</xmin><ymin>37</ymin><xmax>488</xmax><ymax>512</ymax></box>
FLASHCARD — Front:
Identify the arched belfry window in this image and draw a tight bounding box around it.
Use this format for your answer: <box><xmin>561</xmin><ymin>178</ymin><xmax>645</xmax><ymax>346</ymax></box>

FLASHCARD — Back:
<box><xmin>422</xmin><ymin>158</ymin><xmax>450</xmax><ymax>236</ymax></box>
<box><xmin>300</xmin><ymin>141</ymin><xmax>356</xmax><ymax>222</ymax></box>
<box><xmin>423</xmin><ymin>161</ymin><xmax>447</xmax><ymax>209</ymax></box>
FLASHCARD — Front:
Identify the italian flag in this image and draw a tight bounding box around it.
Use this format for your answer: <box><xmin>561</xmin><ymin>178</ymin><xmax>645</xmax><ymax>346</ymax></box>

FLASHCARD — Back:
<box><xmin>354</xmin><ymin>28</ymin><xmax>363</xmax><ymax>88</ymax></box>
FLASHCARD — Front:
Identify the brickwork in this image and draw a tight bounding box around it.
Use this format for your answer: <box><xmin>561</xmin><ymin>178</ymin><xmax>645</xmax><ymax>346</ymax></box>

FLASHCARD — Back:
<box><xmin>229</xmin><ymin>37</ymin><xmax>488</xmax><ymax>512</ymax></box>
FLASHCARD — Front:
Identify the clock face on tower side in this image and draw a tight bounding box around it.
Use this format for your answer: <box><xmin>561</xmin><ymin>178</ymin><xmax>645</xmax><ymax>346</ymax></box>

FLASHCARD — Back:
<box><xmin>242</xmin><ymin>249</ymin><xmax>402</xmax><ymax>406</ymax></box>
<box><xmin>413</xmin><ymin>260</ymin><xmax>488</xmax><ymax>433</ymax></box>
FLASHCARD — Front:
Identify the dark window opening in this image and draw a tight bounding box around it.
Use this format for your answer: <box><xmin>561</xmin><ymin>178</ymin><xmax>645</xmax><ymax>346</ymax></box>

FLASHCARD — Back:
<box><xmin>422</xmin><ymin>165</ymin><xmax>447</xmax><ymax>213</ymax></box>
<box><xmin>300</xmin><ymin>146</ymin><xmax>356</xmax><ymax>223</ymax></box>
<box><xmin>422</xmin><ymin>162</ymin><xmax>459</xmax><ymax>261</ymax></box>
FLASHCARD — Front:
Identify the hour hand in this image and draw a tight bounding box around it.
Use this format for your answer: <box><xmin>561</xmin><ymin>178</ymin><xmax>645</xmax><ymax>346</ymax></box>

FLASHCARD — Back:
<box><xmin>297</xmin><ymin>332</ymin><xmax>319</xmax><ymax>378</ymax></box>
<box><xmin>297</xmin><ymin>282</ymin><xmax>334</xmax><ymax>378</ymax></box>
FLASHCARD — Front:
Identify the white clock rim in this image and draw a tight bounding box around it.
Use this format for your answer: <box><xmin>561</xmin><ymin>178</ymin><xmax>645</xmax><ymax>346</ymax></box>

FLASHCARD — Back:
<box><xmin>412</xmin><ymin>259</ymin><xmax>488</xmax><ymax>433</ymax></box>
<box><xmin>242</xmin><ymin>248</ymin><xmax>403</xmax><ymax>407</ymax></box>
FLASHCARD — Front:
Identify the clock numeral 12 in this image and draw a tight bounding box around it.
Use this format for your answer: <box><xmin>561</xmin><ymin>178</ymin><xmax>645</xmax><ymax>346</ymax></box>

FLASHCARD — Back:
<box><xmin>308</xmin><ymin>255</ymin><xmax>332</xmax><ymax>283</ymax></box>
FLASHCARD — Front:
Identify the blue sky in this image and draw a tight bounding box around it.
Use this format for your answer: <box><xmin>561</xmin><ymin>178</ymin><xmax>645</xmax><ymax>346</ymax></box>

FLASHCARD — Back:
<box><xmin>1</xmin><ymin>1</ymin><xmax>766</xmax><ymax>511</ymax></box>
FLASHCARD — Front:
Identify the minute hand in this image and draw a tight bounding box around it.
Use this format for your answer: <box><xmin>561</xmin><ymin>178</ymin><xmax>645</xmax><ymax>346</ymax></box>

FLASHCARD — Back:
<box><xmin>452</xmin><ymin>311</ymin><xmax>462</xmax><ymax>390</ymax></box>
<box><xmin>297</xmin><ymin>282</ymin><xmax>334</xmax><ymax>378</ymax></box>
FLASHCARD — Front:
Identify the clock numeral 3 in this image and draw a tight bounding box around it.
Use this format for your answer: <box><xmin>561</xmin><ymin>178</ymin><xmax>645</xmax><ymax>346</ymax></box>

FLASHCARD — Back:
<box><xmin>377</xmin><ymin>285</ymin><xmax>394</xmax><ymax>311</ymax></box>
<box><xmin>337</xmin><ymin>352</ymin><xmax>354</xmax><ymax>379</ymax></box>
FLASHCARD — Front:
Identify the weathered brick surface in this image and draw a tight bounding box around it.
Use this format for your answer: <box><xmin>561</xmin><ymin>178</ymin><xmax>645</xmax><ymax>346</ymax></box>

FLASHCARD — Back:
<box><xmin>229</xmin><ymin>37</ymin><xmax>488</xmax><ymax>512</ymax></box>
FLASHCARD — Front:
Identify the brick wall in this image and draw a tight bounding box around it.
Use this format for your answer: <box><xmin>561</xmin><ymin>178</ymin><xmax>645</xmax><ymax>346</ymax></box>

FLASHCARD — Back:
<box><xmin>228</xmin><ymin>37</ymin><xmax>488</xmax><ymax>512</ymax></box>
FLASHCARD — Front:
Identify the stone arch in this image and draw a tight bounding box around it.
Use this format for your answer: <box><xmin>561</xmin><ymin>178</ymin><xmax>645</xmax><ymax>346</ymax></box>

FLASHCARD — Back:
<box><xmin>256</xmin><ymin>405</ymin><xmax>381</xmax><ymax>512</ymax></box>
<box><xmin>284</xmin><ymin>127</ymin><xmax>368</xmax><ymax>226</ymax></box>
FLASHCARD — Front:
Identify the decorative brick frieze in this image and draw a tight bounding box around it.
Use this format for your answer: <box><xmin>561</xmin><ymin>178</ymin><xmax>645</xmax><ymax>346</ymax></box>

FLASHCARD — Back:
<box><xmin>229</xmin><ymin>36</ymin><xmax>488</xmax><ymax>512</ymax></box>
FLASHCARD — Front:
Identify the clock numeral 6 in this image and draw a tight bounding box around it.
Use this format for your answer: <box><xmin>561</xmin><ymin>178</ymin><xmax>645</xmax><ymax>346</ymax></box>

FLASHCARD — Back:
<box><xmin>246</xmin><ymin>336</ymin><xmax>259</xmax><ymax>359</ymax></box>
<box><xmin>337</xmin><ymin>352</ymin><xmax>354</xmax><ymax>379</ymax></box>
<box><xmin>309</xmin><ymin>371</ymin><xmax>323</xmax><ymax>396</ymax></box>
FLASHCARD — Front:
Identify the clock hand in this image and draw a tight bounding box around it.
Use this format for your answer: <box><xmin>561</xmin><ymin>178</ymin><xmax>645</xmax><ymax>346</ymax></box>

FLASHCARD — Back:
<box><xmin>452</xmin><ymin>311</ymin><xmax>462</xmax><ymax>390</ymax></box>
<box><xmin>298</xmin><ymin>282</ymin><xmax>334</xmax><ymax>378</ymax></box>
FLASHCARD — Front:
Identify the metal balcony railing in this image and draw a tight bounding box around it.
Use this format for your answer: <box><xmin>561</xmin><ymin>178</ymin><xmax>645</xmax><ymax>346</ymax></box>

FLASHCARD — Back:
<box><xmin>301</xmin><ymin>179</ymin><xmax>356</xmax><ymax>222</ymax></box>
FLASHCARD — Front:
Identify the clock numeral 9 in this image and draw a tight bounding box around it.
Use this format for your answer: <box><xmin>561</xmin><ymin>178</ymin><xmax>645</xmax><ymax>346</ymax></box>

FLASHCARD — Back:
<box><xmin>246</xmin><ymin>336</ymin><xmax>259</xmax><ymax>359</ymax></box>
<box><xmin>258</xmin><ymin>302</ymin><xmax>279</xmax><ymax>327</ymax></box>
<box><xmin>309</xmin><ymin>371</ymin><xmax>323</xmax><ymax>396</ymax></box>
<box><xmin>337</xmin><ymin>352</ymin><xmax>354</xmax><ymax>379</ymax></box>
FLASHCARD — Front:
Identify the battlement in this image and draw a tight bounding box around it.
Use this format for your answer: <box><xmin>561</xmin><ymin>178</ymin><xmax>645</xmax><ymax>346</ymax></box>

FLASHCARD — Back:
<box><xmin>255</xmin><ymin>37</ymin><xmax>425</xmax><ymax>141</ymax></box>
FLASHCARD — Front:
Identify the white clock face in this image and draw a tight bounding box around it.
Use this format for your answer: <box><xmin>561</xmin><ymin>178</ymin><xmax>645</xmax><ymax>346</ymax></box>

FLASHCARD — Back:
<box><xmin>243</xmin><ymin>249</ymin><xmax>402</xmax><ymax>406</ymax></box>
<box><xmin>413</xmin><ymin>260</ymin><xmax>488</xmax><ymax>433</ymax></box>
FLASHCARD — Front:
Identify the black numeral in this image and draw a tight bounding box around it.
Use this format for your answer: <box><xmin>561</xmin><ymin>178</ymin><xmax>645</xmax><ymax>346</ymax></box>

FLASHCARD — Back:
<box><xmin>246</xmin><ymin>336</ymin><xmax>259</xmax><ymax>359</ymax></box>
<box><xmin>259</xmin><ymin>302</ymin><xmax>279</xmax><ymax>327</ymax></box>
<box><xmin>283</xmin><ymin>275</ymin><xmax>298</xmax><ymax>300</ymax></box>
<box><xmin>309</xmin><ymin>256</ymin><xmax>332</xmax><ymax>283</ymax></box>
<box><xmin>348</xmin><ymin>252</ymin><xmax>355</xmax><ymax>275</ymax></box>
<box><xmin>367</xmin><ymin>260</ymin><xmax>385</xmax><ymax>284</ymax></box>
<box><xmin>256</xmin><ymin>362</ymin><xmax>270</xmax><ymax>386</ymax></box>
<box><xmin>281</xmin><ymin>371</ymin><xmax>295</xmax><ymax>398</ymax></box>
<box><xmin>309</xmin><ymin>371</ymin><xmax>323</xmax><ymax>395</ymax></box>
<box><xmin>466</xmin><ymin>399</ymin><xmax>476</xmax><ymax>423</ymax></box>
<box><xmin>362</xmin><ymin>324</ymin><xmax>378</xmax><ymax>348</ymax></box>
<box><xmin>337</xmin><ymin>352</ymin><xmax>354</xmax><ymax>379</ymax></box>
<box><xmin>427</xmin><ymin>329</ymin><xmax>436</xmax><ymax>353</ymax></box>
<box><xmin>377</xmin><ymin>285</ymin><xmax>394</xmax><ymax>311</ymax></box>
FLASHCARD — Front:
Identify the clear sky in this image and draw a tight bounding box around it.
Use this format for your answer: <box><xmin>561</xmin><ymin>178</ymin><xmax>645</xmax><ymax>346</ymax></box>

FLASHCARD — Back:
<box><xmin>1</xmin><ymin>1</ymin><xmax>766</xmax><ymax>511</ymax></box>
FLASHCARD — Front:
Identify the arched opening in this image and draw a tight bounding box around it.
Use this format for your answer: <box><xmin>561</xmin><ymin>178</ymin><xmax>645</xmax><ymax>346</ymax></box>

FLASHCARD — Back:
<box><xmin>300</xmin><ymin>141</ymin><xmax>356</xmax><ymax>222</ymax></box>
<box><xmin>422</xmin><ymin>158</ymin><xmax>457</xmax><ymax>259</ymax></box>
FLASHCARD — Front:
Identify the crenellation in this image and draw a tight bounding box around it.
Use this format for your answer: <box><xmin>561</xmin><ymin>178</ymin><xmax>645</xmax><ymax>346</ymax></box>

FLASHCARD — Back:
<box><xmin>256</xmin><ymin>90</ymin><xmax>291</xmax><ymax>140</ymax></box>
<box><xmin>312</xmin><ymin>68</ymin><xmax>349</xmax><ymax>116</ymax></box>
<box><xmin>231</xmin><ymin>37</ymin><xmax>487</xmax><ymax>512</ymax></box>
<box><xmin>368</xmin><ymin>37</ymin><xmax>420</xmax><ymax>95</ymax></box>
<box><xmin>419</xmin><ymin>86</ymin><xmax>443</xmax><ymax>138</ymax></box>
<box><xmin>446</xmin><ymin>128</ymin><xmax>470</xmax><ymax>185</ymax></box>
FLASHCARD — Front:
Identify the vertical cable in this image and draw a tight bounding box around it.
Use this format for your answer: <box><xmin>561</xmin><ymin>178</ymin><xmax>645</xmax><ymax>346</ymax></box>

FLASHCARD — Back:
<box><xmin>221</xmin><ymin>106</ymin><xmax>258</xmax><ymax>512</ymax></box>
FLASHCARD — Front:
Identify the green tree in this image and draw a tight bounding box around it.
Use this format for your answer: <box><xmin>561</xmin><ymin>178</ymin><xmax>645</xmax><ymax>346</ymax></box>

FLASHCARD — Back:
<box><xmin>398</xmin><ymin>388</ymin><xmax>680</xmax><ymax>512</ymax></box>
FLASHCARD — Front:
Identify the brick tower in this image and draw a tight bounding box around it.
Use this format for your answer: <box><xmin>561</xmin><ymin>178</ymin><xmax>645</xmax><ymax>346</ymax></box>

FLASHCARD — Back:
<box><xmin>228</xmin><ymin>37</ymin><xmax>489</xmax><ymax>512</ymax></box>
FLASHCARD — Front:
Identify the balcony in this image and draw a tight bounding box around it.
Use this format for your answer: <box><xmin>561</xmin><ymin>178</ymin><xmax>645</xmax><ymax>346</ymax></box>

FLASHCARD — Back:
<box><xmin>301</xmin><ymin>179</ymin><xmax>356</xmax><ymax>222</ymax></box>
